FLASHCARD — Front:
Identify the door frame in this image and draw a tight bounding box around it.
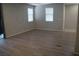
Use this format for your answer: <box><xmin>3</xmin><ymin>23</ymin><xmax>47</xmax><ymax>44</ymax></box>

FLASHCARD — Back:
<box><xmin>0</xmin><ymin>3</ymin><xmax>6</xmax><ymax>38</ymax></box>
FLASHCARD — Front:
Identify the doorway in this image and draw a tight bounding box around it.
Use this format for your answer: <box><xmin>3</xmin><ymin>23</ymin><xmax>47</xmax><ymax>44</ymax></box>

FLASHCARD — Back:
<box><xmin>0</xmin><ymin>4</ymin><xmax>5</xmax><ymax>39</ymax></box>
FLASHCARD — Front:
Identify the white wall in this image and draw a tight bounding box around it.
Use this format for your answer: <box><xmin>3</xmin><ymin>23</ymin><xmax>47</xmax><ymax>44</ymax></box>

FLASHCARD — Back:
<box><xmin>64</xmin><ymin>4</ymin><xmax>78</xmax><ymax>32</ymax></box>
<box><xmin>35</xmin><ymin>4</ymin><xmax>64</xmax><ymax>31</ymax></box>
<box><xmin>75</xmin><ymin>5</ymin><xmax>79</xmax><ymax>54</ymax></box>
<box><xmin>2</xmin><ymin>4</ymin><xmax>34</xmax><ymax>37</ymax></box>
<box><xmin>2</xmin><ymin>3</ymin><xmax>78</xmax><ymax>37</ymax></box>
<box><xmin>35</xmin><ymin>4</ymin><xmax>78</xmax><ymax>32</ymax></box>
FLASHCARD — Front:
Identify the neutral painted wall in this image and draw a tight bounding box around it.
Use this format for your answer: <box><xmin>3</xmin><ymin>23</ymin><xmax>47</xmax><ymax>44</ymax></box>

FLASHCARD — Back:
<box><xmin>2</xmin><ymin>4</ymin><xmax>34</xmax><ymax>37</ymax></box>
<box><xmin>35</xmin><ymin>4</ymin><xmax>64</xmax><ymax>31</ymax></box>
<box><xmin>64</xmin><ymin>4</ymin><xmax>78</xmax><ymax>32</ymax></box>
<box><xmin>2</xmin><ymin>3</ymin><xmax>78</xmax><ymax>38</ymax></box>
<box><xmin>75</xmin><ymin>5</ymin><xmax>79</xmax><ymax>54</ymax></box>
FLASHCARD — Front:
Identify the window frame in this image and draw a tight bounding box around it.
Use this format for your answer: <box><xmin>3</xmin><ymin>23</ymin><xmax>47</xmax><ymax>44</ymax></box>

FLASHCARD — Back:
<box><xmin>28</xmin><ymin>8</ymin><xmax>34</xmax><ymax>22</ymax></box>
<box><xmin>45</xmin><ymin>8</ymin><xmax>54</xmax><ymax>22</ymax></box>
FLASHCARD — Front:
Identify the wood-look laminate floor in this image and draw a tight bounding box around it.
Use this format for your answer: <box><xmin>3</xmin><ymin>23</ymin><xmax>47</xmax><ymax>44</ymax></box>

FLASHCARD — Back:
<box><xmin>0</xmin><ymin>29</ymin><xmax>76</xmax><ymax>56</ymax></box>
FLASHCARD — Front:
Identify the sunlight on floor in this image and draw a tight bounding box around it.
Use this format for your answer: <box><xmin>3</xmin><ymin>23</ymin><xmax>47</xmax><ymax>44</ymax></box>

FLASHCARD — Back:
<box><xmin>0</xmin><ymin>34</ymin><xmax>4</xmax><ymax>39</ymax></box>
<box><xmin>0</xmin><ymin>34</ymin><xmax>6</xmax><ymax>45</ymax></box>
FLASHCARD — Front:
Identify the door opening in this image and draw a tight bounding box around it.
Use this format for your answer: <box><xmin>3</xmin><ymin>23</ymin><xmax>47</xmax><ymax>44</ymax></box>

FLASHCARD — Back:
<box><xmin>0</xmin><ymin>4</ymin><xmax>6</xmax><ymax>39</ymax></box>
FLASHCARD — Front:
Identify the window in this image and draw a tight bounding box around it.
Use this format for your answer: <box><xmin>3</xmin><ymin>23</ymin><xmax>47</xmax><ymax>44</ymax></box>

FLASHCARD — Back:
<box><xmin>45</xmin><ymin>8</ymin><xmax>53</xmax><ymax>22</ymax></box>
<box><xmin>28</xmin><ymin>8</ymin><xmax>33</xmax><ymax>22</ymax></box>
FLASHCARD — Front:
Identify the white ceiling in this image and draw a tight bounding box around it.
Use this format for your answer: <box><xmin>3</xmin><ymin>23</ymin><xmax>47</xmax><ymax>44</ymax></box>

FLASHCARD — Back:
<box><xmin>29</xmin><ymin>3</ymin><xmax>78</xmax><ymax>6</ymax></box>
<box><xmin>65</xmin><ymin>3</ymin><xmax>78</xmax><ymax>5</ymax></box>
<box><xmin>29</xmin><ymin>3</ymin><xmax>50</xmax><ymax>6</ymax></box>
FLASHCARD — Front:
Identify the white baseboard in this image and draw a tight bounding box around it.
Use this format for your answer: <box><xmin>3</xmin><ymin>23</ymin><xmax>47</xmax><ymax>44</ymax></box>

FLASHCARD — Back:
<box><xmin>6</xmin><ymin>28</ymin><xmax>34</xmax><ymax>38</ymax></box>
<box><xmin>63</xmin><ymin>29</ymin><xmax>76</xmax><ymax>33</ymax></box>
<box><xmin>35</xmin><ymin>28</ymin><xmax>63</xmax><ymax>32</ymax></box>
<box><xmin>35</xmin><ymin>28</ymin><xmax>76</xmax><ymax>33</ymax></box>
<box><xmin>73</xmin><ymin>52</ymin><xmax>79</xmax><ymax>55</ymax></box>
<box><xmin>6</xmin><ymin>28</ymin><xmax>62</xmax><ymax>38</ymax></box>
<box><xmin>6</xmin><ymin>28</ymin><xmax>76</xmax><ymax>38</ymax></box>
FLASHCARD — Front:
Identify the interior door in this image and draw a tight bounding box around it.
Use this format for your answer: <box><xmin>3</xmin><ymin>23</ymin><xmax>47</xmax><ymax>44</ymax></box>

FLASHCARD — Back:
<box><xmin>0</xmin><ymin>3</ymin><xmax>5</xmax><ymax>38</ymax></box>
<box><xmin>0</xmin><ymin>18</ymin><xmax>3</xmax><ymax>35</ymax></box>
<box><xmin>0</xmin><ymin>4</ymin><xmax>3</xmax><ymax>35</ymax></box>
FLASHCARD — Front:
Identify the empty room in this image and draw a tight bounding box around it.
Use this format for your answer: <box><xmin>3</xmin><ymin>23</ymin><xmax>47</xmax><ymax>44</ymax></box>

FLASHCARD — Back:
<box><xmin>0</xmin><ymin>3</ymin><xmax>79</xmax><ymax>56</ymax></box>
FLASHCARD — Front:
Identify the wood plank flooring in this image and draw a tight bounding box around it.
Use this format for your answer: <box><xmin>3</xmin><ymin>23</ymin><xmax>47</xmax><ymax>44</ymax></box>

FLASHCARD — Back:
<box><xmin>0</xmin><ymin>29</ymin><xmax>76</xmax><ymax>56</ymax></box>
